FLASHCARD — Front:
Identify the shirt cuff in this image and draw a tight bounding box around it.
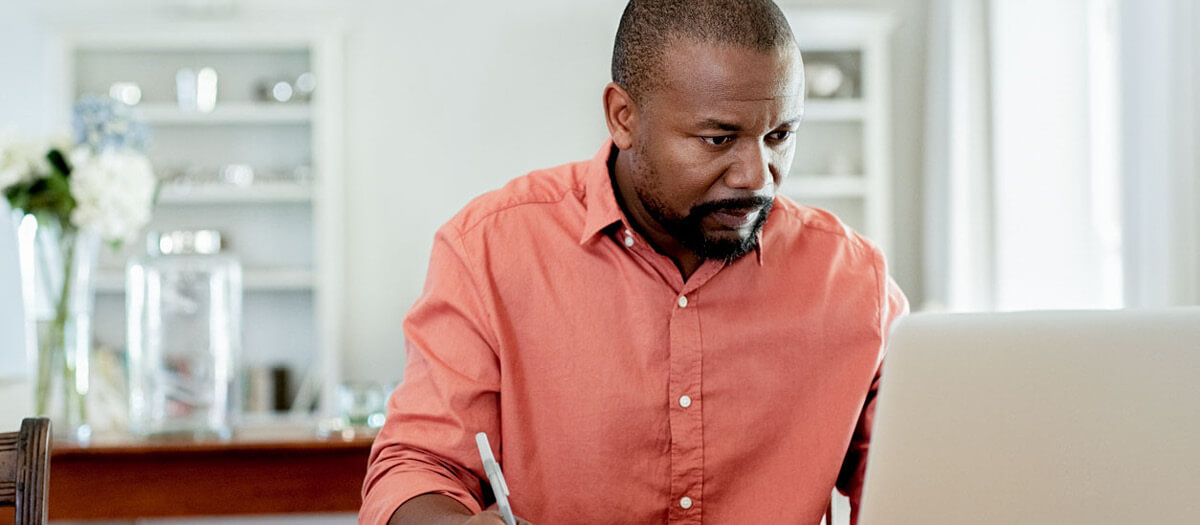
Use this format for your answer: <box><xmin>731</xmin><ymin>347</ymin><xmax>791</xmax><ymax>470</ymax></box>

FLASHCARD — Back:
<box><xmin>360</xmin><ymin>470</ymin><xmax>483</xmax><ymax>525</ymax></box>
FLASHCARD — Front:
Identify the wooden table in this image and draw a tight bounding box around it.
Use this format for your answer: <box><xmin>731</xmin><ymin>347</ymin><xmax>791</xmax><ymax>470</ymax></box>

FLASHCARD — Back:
<box><xmin>2</xmin><ymin>431</ymin><xmax>376</xmax><ymax>522</ymax></box>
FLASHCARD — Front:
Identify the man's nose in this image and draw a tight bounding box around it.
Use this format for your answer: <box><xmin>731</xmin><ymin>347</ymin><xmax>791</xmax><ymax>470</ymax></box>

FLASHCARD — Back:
<box><xmin>724</xmin><ymin>141</ymin><xmax>775</xmax><ymax>191</ymax></box>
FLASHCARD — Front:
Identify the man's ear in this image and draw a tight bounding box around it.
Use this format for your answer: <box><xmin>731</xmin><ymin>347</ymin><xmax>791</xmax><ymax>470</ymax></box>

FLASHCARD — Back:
<box><xmin>602</xmin><ymin>82</ymin><xmax>637</xmax><ymax>150</ymax></box>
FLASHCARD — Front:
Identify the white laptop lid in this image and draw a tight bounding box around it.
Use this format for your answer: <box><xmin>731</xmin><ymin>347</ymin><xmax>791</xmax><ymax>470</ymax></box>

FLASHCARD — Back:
<box><xmin>859</xmin><ymin>309</ymin><xmax>1200</xmax><ymax>525</ymax></box>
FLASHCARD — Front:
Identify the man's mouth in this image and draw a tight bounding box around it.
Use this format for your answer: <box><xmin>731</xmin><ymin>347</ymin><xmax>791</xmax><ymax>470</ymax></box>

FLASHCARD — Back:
<box><xmin>709</xmin><ymin>207</ymin><xmax>761</xmax><ymax>229</ymax></box>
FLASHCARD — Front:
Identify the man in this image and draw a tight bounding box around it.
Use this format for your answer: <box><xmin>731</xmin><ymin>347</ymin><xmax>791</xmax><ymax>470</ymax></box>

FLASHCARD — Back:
<box><xmin>361</xmin><ymin>1</ymin><xmax>907</xmax><ymax>524</ymax></box>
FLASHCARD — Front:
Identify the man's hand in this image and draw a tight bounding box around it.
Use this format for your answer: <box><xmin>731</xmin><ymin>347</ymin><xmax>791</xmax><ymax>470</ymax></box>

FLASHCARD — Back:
<box><xmin>463</xmin><ymin>510</ymin><xmax>534</xmax><ymax>525</ymax></box>
<box><xmin>387</xmin><ymin>494</ymin><xmax>533</xmax><ymax>525</ymax></box>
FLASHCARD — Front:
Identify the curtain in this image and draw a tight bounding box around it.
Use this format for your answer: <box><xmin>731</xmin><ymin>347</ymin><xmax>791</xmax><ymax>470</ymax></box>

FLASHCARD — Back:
<box><xmin>924</xmin><ymin>0</ymin><xmax>1142</xmax><ymax>311</ymax></box>
<box><xmin>1119</xmin><ymin>0</ymin><xmax>1200</xmax><ymax>307</ymax></box>
<box><xmin>922</xmin><ymin>0</ymin><xmax>995</xmax><ymax>312</ymax></box>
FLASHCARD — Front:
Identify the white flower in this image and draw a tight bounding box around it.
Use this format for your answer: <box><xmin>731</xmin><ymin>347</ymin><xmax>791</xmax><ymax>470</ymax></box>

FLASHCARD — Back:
<box><xmin>46</xmin><ymin>131</ymin><xmax>75</xmax><ymax>156</ymax></box>
<box><xmin>0</xmin><ymin>130</ymin><xmax>51</xmax><ymax>191</ymax></box>
<box><xmin>68</xmin><ymin>149</ymin><xmax>157</xmax><ymax>243</ymax></box>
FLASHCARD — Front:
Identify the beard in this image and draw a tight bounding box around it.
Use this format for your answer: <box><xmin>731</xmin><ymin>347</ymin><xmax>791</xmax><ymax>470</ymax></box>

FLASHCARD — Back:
<box><xmin>634</xmin><ymin>180</ymin><xmax>774</xmax><ymax>262</ymax></box>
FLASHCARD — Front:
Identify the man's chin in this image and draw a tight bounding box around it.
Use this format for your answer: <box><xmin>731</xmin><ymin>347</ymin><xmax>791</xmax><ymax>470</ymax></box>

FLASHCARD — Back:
<box><xmin>689</xmin><ymin>231</ymin><xmax>757</xmax><ymax>261</ymax></box>
<box><xmin>704</xmin><ymin>229</ymin><xmax>753</xmax><ymax>245</ymax></box>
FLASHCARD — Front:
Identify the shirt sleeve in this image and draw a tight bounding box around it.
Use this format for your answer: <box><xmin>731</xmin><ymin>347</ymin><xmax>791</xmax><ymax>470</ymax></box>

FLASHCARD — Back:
<box><xmin>836</xmin><ymin>273</ymin><xmax>909</xmax><ymax>525</ymax></box>
<box><xmin>360</xmin><ymin>225</ymin><xmax>501</xmax><ymax>525</ymax></box>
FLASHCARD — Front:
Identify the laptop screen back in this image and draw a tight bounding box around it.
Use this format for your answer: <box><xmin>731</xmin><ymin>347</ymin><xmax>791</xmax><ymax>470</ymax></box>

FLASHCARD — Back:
<box><xmin>860</xmin><ymin>309</ymin><xmax>1200</xmax><ymax>524</ymax></box>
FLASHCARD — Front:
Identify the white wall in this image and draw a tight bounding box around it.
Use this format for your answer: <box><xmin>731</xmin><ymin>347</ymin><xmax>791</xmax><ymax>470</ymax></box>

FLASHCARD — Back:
<box><xmin>0</xmin><ymin>3</ymin><xmax>45</xmax><ymax>429</ymax></box>
<box><xmin>339</xmin><ymin>0</ymin><xmax>623</xmax><ymax>381</ymax></box>
<box><xmin>0</xmin><ymin>0</ymin><xmax>928</xmax><ymax>387</ymax></box>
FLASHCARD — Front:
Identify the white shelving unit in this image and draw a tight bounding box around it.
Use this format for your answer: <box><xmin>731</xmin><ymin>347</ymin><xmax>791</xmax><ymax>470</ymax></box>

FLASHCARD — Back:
<box><xmin>94</xmin><ymin>268</ymin><xmax>315</xmax><ymax>293</ymax></box>
<box><xmin>784</xmin><ymin>10</ymin><xmax>895</xmax><ymax>253</ymax></box>
<box><xmin>49</xmin><ymin>21</ymin><xmax>345</xmax><ymax>421</ymax></box>
<box><xmin>139</xmin><ymin>103</ymin><xmax>313</xmax><ymax>125</ymax></box>
<box><xmin>156</xmin><ymin>182</ymin><xmax>316</xmax><ymax>204</ymax></box>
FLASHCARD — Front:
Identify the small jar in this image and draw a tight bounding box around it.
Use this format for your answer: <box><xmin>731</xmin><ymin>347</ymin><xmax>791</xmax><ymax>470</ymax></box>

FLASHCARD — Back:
<box><xmin>126</xmin><ymin>230</ymin><xmax>242</xmax><ymax>438</ymax></box>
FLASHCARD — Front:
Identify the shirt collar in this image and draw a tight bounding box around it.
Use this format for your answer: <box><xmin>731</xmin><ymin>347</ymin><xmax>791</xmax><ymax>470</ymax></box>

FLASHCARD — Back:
<box><xmin>578</xmin><ymin>138</ymin><xmax>765</xmax><ymax>267</ymax></box>
<box><xmin>579</xmin><ymin>139</ymin><xmax>626</xmax><ymax>245</ymax></box>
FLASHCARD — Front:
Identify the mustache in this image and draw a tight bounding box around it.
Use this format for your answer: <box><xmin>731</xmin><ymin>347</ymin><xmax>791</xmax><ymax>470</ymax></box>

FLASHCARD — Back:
<box><xmin>690</xmin><ymin>195</ymin><xmax>774</xmax><ymax>217</ymax></box>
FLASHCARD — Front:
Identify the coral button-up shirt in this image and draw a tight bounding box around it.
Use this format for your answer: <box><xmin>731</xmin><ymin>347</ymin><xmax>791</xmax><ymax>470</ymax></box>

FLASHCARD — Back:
<box><xmin>361</xmin><ymin>141</ymin><xmax>908</xmax><ymax>525</ymax></box>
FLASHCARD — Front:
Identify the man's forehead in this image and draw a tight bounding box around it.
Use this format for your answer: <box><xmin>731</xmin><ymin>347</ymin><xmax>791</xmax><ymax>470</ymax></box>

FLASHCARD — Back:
<box><xmin>654</xmin><ymin>86</ymin><xmax>804</xmax><ymax>131</ymax></box>
<box><xmin>657</xmin><ymin>39</ymin><xmax>804</xmax><ymax>100</ymax></box>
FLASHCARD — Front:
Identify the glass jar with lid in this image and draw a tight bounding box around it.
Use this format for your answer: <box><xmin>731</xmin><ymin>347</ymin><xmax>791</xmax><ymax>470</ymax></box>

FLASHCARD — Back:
<box><xmin>126</xmin><ymin>230</ymin><xmax>241</xmax><ymax>438</ymax></box>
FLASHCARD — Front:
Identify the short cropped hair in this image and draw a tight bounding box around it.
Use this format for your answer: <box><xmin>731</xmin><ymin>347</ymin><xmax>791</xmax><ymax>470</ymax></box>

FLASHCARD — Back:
<box><xmin>611</xmin><ymin>0</ymin><xmax>797</xmax><ymax>101</ymax></box>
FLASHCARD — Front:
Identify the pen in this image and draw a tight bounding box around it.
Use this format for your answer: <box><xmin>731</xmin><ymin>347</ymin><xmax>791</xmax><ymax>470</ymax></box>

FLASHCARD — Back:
<box><xmin>475</xmin><ymin>432</ymin><xmax>517</xmax><ymax>525</ymax></box>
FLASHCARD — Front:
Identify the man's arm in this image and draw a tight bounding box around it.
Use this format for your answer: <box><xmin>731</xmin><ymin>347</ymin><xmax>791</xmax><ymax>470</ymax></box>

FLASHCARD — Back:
<box><xmin>836</xmin><ymin>274</ymin><xmax>909</xmax><ymax>524</ymax></box>
<box><xmin>360</xmin><ymin>225</ymin><xmax>505</xmax><ymax>524</ymax></box>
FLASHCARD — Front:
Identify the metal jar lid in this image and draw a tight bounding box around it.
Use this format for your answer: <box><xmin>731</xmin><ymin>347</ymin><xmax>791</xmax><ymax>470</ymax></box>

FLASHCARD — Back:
<box><xmin>148</xmin><ymin>230</ymin><xmax>223</xmax><ymax>255</ymax></box>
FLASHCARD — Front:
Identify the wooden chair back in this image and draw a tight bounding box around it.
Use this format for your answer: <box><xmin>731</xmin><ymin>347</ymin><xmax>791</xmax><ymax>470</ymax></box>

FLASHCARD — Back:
<box><xmin>0</xmin><ymin>418</ymin><xmax>50</xmax><ymax>525</ymax></box>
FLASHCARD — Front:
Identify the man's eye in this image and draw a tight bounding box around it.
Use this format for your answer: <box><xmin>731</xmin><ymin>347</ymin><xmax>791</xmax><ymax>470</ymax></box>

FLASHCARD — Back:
<box><xmin>768</xmin><ymin>130</ymin><xmax>794</xmax><ymax>142</ymax></box>
<box><xmin>701</xmin><ymin>136</ymin><xmax>734</xmax><ymax>146</ymax></box>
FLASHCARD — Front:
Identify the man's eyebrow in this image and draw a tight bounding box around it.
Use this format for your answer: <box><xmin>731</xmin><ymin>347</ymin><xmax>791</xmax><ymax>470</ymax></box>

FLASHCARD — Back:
<box><xmin>695</xmin><ymin>118</ymin><xmax>741</xmax><ymax>132</ymax></box>
<box><xmin>778</xmin><ymin>116</ymin><xmax>803</xmax><ymax>127</ymax></box>
<box><xmin>694</xmin><ymin>116</ymin><xmax>804</xmax><ymax>132</ymax></box>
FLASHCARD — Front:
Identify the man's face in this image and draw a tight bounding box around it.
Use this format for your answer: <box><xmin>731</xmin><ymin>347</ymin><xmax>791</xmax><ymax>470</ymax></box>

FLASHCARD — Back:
<box><xmin>628</xmin><ymin>39</ymin><xmax>804</xmax><ymax>261</ymax></box>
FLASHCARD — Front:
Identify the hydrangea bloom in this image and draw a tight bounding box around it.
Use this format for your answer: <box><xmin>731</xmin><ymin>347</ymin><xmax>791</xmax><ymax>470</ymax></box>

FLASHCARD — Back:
<box><xmin>68</xmin><ymin>149</ymin><xmax>156</xmax><ymax>243</ymax></box>
<box><xmin>72</xmin><ymin>94</ymin><xmax>150</xmax><ymax>153</ymax></box>
<box><xmin>0</xmin><ymin>130</ymin><xmax>52</xmax><ymax>191</ymax></box>
<box><xmin>5</xmin><ymin>96</ymin><xmax>156</xmax><ymax>244</ymax></box>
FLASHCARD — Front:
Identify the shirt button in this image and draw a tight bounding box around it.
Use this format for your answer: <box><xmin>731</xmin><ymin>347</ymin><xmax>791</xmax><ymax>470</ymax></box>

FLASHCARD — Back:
<box><xmin>623</xmin><ymin>232</ymin><xmax>634</xmax><ymax>247</ymax></box>
<box><xmin>679</xmin><ymin>395</ymin><xmax>692</xmax><ymax>408</ymax></box>
<box><xmin>680</xmin><ymin>496</ymin><xmax>693</xmax><ymax>509</ymax></box>
<box><xmin>677</xmin><ymin>295</ymin><xmax>688</xmax><ymax>308</ymax></box>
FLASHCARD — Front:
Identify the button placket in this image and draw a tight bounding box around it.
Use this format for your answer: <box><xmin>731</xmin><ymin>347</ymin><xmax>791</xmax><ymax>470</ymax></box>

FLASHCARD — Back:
<box><xmin>667</xmin><ymin>287</ymin><xmax>704</xmax><ymax>523</ymax></box>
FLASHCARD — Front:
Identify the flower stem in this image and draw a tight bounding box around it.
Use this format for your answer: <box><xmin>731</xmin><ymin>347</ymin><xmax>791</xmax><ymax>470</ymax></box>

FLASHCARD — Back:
<box><xmin>50</xmin><ymin>229</ymin><xmax>85</xmax><ymax>429</ymax></box>
<box><xmin>34</xmin><ymin>329</ymin><xmax>52</xmax><ymax>415</ymax></box>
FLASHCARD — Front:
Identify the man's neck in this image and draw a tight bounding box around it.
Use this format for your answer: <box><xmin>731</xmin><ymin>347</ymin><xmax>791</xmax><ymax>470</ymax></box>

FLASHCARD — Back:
<box><xmin>608</xmin><ymin>148</ymin><xmax>702</xmax><ymax>280</ymax></box>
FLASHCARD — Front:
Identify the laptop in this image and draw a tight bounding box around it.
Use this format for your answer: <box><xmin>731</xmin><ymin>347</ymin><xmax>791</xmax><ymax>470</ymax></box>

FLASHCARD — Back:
<box><xmin>859</xmin><ymin>309</ymin><xmax>1200</xmax><ymax>524</ymax></box>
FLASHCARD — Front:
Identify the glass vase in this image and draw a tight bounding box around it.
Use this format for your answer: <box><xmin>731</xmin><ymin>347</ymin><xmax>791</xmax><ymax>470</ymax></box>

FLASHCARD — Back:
<box><xmin>14</xmin><ymin>212</ymin><xmax>100</xmax><ymax>442</ymax></box>
<box><xmin>127</xmin><ymin>230</ymin><xmax>242</xmax><ymax>439</ymax></box>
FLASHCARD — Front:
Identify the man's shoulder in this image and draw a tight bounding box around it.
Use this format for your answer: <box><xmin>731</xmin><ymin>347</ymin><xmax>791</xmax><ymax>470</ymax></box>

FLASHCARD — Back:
<box><xmin>769</xmin><ymin>194</ymin><xmax>883</xmax><ymax>261</ymax></box>
<box><xmin>443</xmin><ymin>159</ymin><xmax>591</xmax><ymax>238</ymax></box>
